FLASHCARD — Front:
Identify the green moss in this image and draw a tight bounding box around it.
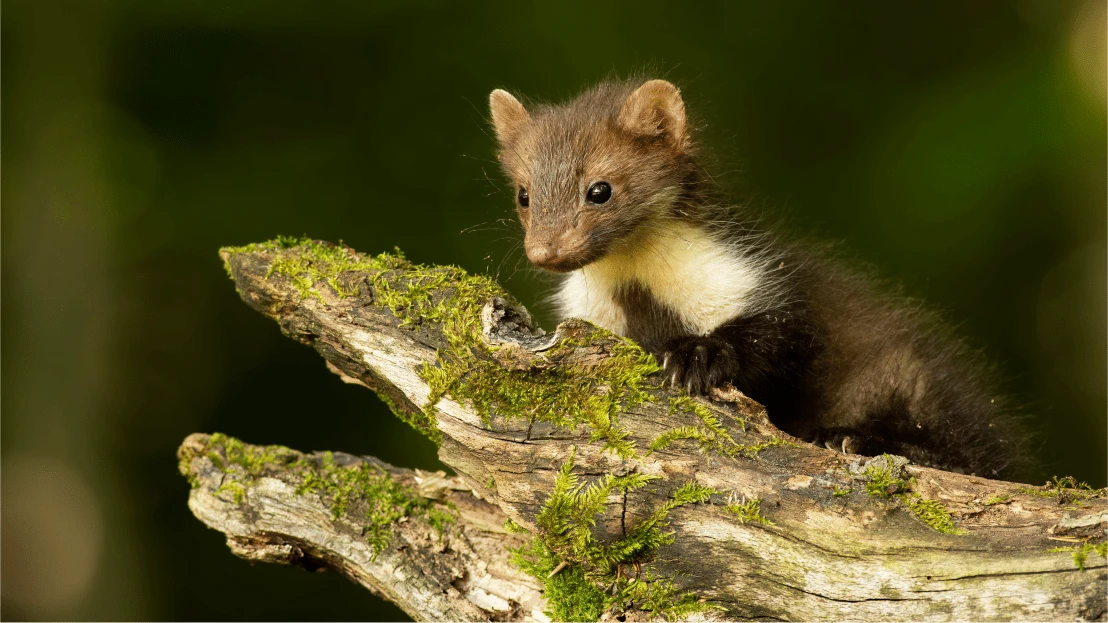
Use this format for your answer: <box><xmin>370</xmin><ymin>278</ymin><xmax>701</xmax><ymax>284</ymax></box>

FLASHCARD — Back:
<box><xmin>208</xmin><ymin>432</ymin><xmax>293</xmax><ymax>476</ymax></box>
<box><xmin>832</xmin><ymin>486</ymin><xmax>853</xmax><ymax>497</ymax></box>
<box><xmin>511</xmin><ymin>538</ymin><xmax>608</xmax><ymax>622</ymax></box>
<box><xmin>378</xmin><ymin>392</ymin><xmax>441</xmax><ymax>446</ymax></box>
<box><xmin>648</xmin><ymin>396</ymin><xmax>741</xmax><ymax>458</ymax></box>
<box><xmin>178</xmin><ymin>454</ymin><xmax>202</xmax><ymax>489</ymax></box>
<box><xmin>626</xmin><ymin>572</ymin><xmax>714</xmax><ymax>621</ymax></box>
<box><xmin>503</xmin><ymin>518</ymin><xmax>528</xmax><ymax>534</ymax></box>
<box><xmin>223</xmin><ymin>236</ymin><xmax>409</xmax><ymax>301</ymax></box>
<box><xmin>904</xmin><ymin>495</ymin><xmax>965</xmax><ymax>535</ymax></box>
<box><xmin>983</xmin><ymin>494</ymin><xmax>1010</xmax><ymax>506</ymax></box>
<box><xmin>1016</xmin><ymin>476</ymin><xmax>1104</xmax><ymax>507</ymax></box>
<box><xmin>863</xmin><ymin>454</ymin><xmax>911</xmax><ymax>499</ymax></box>
<box><xmin>183</xmin><ymin>433</ymin><xmax>455</xmax><ymax>557</ymax></box>
<box><xmin>735</xmin><ymin>436</ymin><xmax>795</xmax><ymax>459</ymax></box>
<box><xmin>426</xmin><ymin>329</ymin><xmax>660</xmax><ymax>460</ymax></box>
<box><xmin>724</xmin><ymin>497</ymin><xmax>773</xmax><ymax>525</ymax></box>
<box><xmin>855</xmin><ymin>454</ymin><xmax>965</xmax><ymax>535</ymax></box>
<box><xmin>511</xmin><ymin>450</ymin><xmax>719</xmax><ymax>620</ymax></box>
<box><xmin>647</xmin><ymin>396</ymin><xmax>786</xmax><ymax>461</ymax></box>
<box><xmin>223</xmin><ymin>238</ymin><xmax>522</xmax><ymax>444</ymax></box>
<box><xmin>296</xmin><ymin>450</ymin><xmax>455</xmax><ymax>555</ymax></box>
<box><xmin>1049</xmin><ymin>542</ymin><xmax>1108</xmax><ymax>571</ymax></box>
<box><xmin>215</xmin><ymin>481</ymin><xmax>247</xmax><ymax>504</ymax></box>
<box><xmin>181</xmin><ymin>432</ymin><xmax>294</xmax><ymax>496</ymax></box>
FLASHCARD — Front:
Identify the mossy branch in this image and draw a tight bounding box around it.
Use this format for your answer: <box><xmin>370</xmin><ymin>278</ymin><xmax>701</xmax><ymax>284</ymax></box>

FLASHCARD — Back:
<box><xmin>184</xmin><ymin>238</ymin><xmax>1107</xmax><ymax>622</ymax></box>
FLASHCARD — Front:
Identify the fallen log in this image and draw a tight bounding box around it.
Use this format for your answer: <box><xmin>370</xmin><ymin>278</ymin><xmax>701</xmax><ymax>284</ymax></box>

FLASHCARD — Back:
<box><xmin>179</xmin><ymin>238</ymin><xmax>1107</xmax><ymax>621</ymax></box>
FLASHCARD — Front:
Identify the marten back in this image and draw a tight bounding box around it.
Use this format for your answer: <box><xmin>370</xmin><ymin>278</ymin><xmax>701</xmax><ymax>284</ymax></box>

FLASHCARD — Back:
<box><xmin>781</xmin><ymin>245</ymin><xmax>1027</xmax><ymax>477</ymax></box>
<box><xmin>489</xmin><ymin>77</ymin><xmax>1030</xmax><ymax>480</ymax></box>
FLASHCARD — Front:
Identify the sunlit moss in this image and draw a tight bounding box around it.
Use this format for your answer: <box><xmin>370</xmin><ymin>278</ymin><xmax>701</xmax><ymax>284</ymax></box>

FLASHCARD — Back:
<box><xmin>863</xmin><ymin>454</ymin><xmax>911</xmax><ymax>499</ymax></box>
<box><xmin>1016</xmin><ymin>476</ymin><xmax>1104</xmax><ymax>508</ymax></box>
<box><xmin>181</xmin><ymin>434</ymin><xmax>455</xmax><ymax>557</ymax></box>
<box><xmin>1049</xmin><ymin>542</ymin><xmax>1108</xmax><ymax>571</ymax></box>
<box><xmin>215</xmin><ymin>481</ymin><xmax>247</xmax><ymax>504</ymax></box>
<box><xmin>503</xmin><ymin>518</ymin><xmax>528</xmax><ymax>534</ymax></box>
<box><xmin>724</xmin><ymin>497</ymin><xmax>773</xmax><ymax>525</ymax></box>
<box><xmin>904</xmin><ymin>495</ymin><xmax>965</xmax><ymax>535</ymax></box>
<box><xmin>423</xmin><ymin>325</ymin><xmax>661</xmax><ymax>460</ymax></box>
<box><xmin>856</xmin><ymin>454</ymin><xmax>966</xmax><ymax>535</ymax></box>
<box><xmin>510</xmin><ymin>449</ymin><xmax>720</xmax><ymax>620</ymax></box>
<box><xmin>295</xmin><ymin>450</ymin><xmax>456</xmax><ymax>556</ymax></box>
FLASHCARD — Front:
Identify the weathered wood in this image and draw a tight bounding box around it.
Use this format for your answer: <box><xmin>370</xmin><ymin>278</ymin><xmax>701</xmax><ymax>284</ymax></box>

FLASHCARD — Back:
<box><xmin>178</xmin><ymin>433</ymin><xmax>545</xmax><ymax>622</ymax></box>
<box><xmin>183</xmin><ymin>239</ymin><xmax>1107</xmax><ymax>622</ymax></box>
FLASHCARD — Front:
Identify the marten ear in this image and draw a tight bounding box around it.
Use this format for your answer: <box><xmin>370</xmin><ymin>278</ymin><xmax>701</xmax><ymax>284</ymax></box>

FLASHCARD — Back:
<box><xmin>618</xmin><ymin>79</ymin><xmax>688</xmax><ymax>149</ymax></box>
<box><xmin>489</xmin><ymin>89</ymin><xmax>530</xmax><ymax>145</ymax></box>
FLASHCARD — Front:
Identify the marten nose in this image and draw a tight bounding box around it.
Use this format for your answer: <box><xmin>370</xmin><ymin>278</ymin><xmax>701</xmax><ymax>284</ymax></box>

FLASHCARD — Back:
<box><xmin>526</xmin><ymin>243</ymin><xmax>560</xmax><ymax>267</ymax></box>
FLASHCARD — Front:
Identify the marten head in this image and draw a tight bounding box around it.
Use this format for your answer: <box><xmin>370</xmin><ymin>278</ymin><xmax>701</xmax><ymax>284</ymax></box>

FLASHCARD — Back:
<box><xmin>489</xmin><ymin>79</ymin><xmax>699</xmax><ymax>273</ymax></box>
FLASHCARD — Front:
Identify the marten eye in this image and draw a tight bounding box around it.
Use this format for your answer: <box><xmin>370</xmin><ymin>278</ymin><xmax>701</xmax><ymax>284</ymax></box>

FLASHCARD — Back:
<box><xmin>517</xmin><ymin>187</ymin><xmax>530</xmax><ymax>208</ymax></box>
<box><xmin>587</xmin><ymin>181</ymin><xmax>612</xmax><ymax>205</ymax></box>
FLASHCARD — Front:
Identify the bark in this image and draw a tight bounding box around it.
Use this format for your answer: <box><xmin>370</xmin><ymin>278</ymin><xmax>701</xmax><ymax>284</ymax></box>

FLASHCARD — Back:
<box><xmin>181</xmin><ymin>240</ymin><xmax>1108</xmax><ymax>622</ymax></box>
<box><xmin>179</xmin><ymin>433</ymin><xmax>545</xmax><ymax>622</ymax></box>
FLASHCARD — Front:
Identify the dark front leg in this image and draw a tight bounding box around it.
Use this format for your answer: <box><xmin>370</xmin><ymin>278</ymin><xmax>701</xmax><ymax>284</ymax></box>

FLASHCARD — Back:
<box><xmin>661</xmin><ymin>335</ymin><xmax>740</xmax><ymax>395</ymax></box>
<box><xmin>662</xmin><ymin>302</ymin><xmax>821</xmax><ymax>403</ymax></box>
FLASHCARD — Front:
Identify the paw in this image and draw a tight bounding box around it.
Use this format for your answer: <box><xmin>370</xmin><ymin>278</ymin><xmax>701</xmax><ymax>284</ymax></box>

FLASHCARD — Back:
<box><xmin>811</xmin><ymin>428</ymin><xmax>866</xmax><ymax>456</ymax></box>
<box><xmin>662</xmin><ymin>336</ymin><xmax>739</xmax><ymax>396</ymax></box>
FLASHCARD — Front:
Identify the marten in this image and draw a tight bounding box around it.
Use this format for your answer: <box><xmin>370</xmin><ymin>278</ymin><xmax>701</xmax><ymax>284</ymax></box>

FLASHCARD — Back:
<box><xmin>487</xmin><ymin>77</ymin><xmax>1028</xmax><ymax>479</ymax></box>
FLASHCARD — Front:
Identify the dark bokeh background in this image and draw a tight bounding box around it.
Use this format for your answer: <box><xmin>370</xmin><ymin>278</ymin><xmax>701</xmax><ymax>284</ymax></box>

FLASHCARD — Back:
<box><xmin>2</xmin><ymin>0</ymin><xmax>1105</xmax><ymax>619</ymax></box>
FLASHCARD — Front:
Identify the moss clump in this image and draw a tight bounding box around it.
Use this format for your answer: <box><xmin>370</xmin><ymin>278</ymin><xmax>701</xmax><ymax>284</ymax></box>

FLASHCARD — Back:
<box><xmin>503</xmin><ymin>518</ymin><xmax>528</xmax><ymax>534</ymax></box>
<box><xmin>425</xmin><ymin>330</ymin><xmax>661</xmax><ymax>459</ymax></box>
<box><xmin>511</xmin><ymin>539</ymin><xmax>608</xmax><ymax>622</ymax></box>
<box><xmin>223</xmin><ymin>236</ymin><xmax>410</xmax><ymax>301</ymax></box>
<box><xmin>181</xmin><ymin>432</ymin><xmax>300</xmax><ymax>495</ymax></box>
<box><xmin>734</xmin><ymin>436</ymin><xmax>795</xmax><ymax>459</ymax></box>
<box><xmin>1017</xmin><ymin>476</ymin><xmax>1104</xmax><ymax>509</ymax></box>
<box><xmin>181</xmin><ymin>434</ymin><xmax>455</xmax><ymax>557</ymax></box>
<box><xmin>856</xmin><ymin>454</ymin><xmax>967</xmax><ymax>535</ymax></box>
<box><xmin>983</xmin><ymin>494</ymin><xmax>1010</xmax><ymax>506</ymax></box>
<box><xmin>724</xmin><ymin>497</ymin><xmax>773</xmax><ymax>525</ymax></box>
<box><xmin>206</xmin><ymin>432</ymin><xmax>294</xmax><ymax>475</ymax></box>
<box><xmin>223</xmin><ymin>237</ymin><xmax>519</xmax><ymax>444</ymax></box>
<box><xmin>511</xmin><ymin>450</ymin><xmax>719</xmax><ymax>620</ymax></box>
<box><xmin>862</xmin><ymin>455</ymin><xmax>911</xmax><ymax>499</ymax></box>
<box><xmin>296</xmin><ymin>451</ymin><xmax>455</xmax><ymax>555</ymax></box>
<box><xmin>904</xmin><ymin>495</ymin><xmax>965</xmax><ymax>535</ymax></box>
<box><xmin>648</xmin><ymin>396</ymin><xmax>740</xmax><ymax>458</ymax></box>
<box><xmin>377</xmin><ymin>392</ymin><xmax>440</xmax><ymax>446</ymax></box>
<box><xmin>832</xmin><ymin>486</ymin><xmax>853</xmax><ymax>497</ymax></box>
<box><xmin>215</xmin><ymin>481</ymin><xmax>247</xmax><ymax>504</ymax></box>
<box><xmin>648</xmin><ymin>396</ymin><xmax>787</xmax><ymax>461</ymax></box>
<box><xmin>1049</xmin><ymin>542</ymin><xmax>1108</xmax><ymax>571</ymax></box>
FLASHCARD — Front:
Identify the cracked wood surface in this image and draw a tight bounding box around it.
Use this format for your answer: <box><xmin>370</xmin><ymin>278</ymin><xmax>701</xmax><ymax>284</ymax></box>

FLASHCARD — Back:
<box><xmin>185</xmin><ymin>240</ymin><xmax>1107</xmax><ymax>621</ymax></box>
<box><xmin>179</xmin><ymin>434</ymin><xmax>545</xmax><ymax>621</ymax></box>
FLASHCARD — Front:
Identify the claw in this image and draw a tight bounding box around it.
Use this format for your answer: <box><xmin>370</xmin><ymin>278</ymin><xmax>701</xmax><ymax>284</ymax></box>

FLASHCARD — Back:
<box><xmin>841</xmin><ymin>436</ymin><xmax>851</xmax><ymax>455</ymax></box>
<box><xmin>662</xmin><ymin>353</ymin><xmax>671</xmax><ymax>370</ymax></box>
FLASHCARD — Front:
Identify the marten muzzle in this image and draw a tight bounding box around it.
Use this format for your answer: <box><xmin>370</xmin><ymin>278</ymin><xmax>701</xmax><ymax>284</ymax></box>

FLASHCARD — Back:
<box><xmin>525</xmin><ymin>232</ymin><xmax>596</xmax><ymax>273</ymax></box>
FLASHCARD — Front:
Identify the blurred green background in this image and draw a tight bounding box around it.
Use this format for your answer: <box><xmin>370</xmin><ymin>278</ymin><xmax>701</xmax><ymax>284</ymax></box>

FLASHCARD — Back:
<box><xmin>2</xmin><ymin>0</ymin><xmax>1104</xmax><ymax>619</ymax></box>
